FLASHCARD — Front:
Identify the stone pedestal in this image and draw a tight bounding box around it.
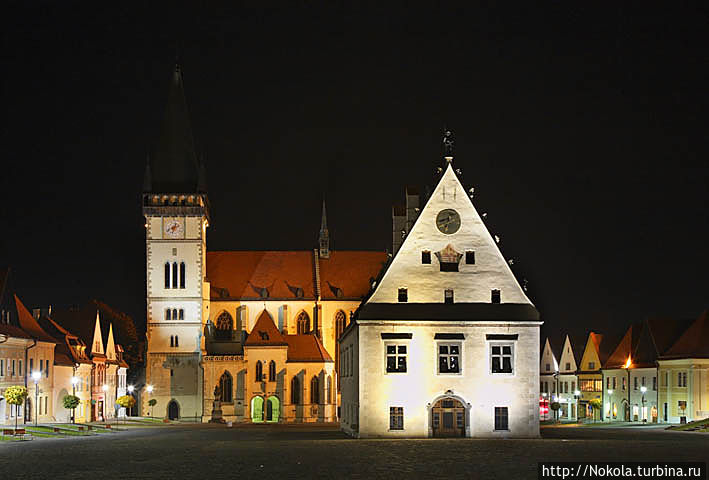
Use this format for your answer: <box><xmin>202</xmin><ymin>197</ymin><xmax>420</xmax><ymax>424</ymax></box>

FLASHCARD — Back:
<box><xmin>209</xmin><ymin>400</ymin><xmax>225</xmax><ymax>424</ymax></box>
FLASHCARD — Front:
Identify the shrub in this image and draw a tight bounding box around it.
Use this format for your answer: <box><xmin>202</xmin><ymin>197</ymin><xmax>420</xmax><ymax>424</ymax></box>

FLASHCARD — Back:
<box><xmin>116</xmin><ymin>395</ymin><xmax>136</xmax><ymax>409</ymax></box>
<box><xmin>63</xmin><ymin>394</ymin><xmax>80</xmax><ymax>410</ymax></box>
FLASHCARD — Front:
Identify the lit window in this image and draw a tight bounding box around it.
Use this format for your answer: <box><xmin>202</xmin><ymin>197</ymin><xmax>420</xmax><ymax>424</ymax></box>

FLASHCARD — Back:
<box><xmin>421</xmin><ymin>251</ymin><xmax>431</xmax><ymax>264</ymax></box>
<box><xmin>398</xmin><ymin>288</ymin><xmax>408</xmax><ymax>303</ymax></box>
<box><xmin>494</xmin><ymin>407</ymin><xmax>508</xmax><ymax>431</ymax></box>
<box><xmin>389</xmin><ymin>407</ymin><xmax>404</xmax><ymax>430</ymax></box>
<box><xmin>385</xmin><ymin>344</ymin><xmax>407</xmax><ymax>373</ymax></box>
<box><xmin>438</xmin><ymin>343</ymin><xmax>461</xmax><ymax>374</ymax></box>
<box><xmin>491</xmin><ymin>289</ymin><xmax>501</xmax><ymax>304</ymax></box>
<box><xmin>465</xmin><ymin>251</ymin><xmax>475</xmax><ymax>264</ymax></box>
<box><xmin>490</xmin><ymin>344</ymin><xmax>513</xmax><ymax>374</ymax></box>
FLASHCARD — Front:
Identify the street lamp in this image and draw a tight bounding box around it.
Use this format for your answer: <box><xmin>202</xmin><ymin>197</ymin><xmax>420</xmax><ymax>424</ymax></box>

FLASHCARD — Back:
<box><xmin>31</xmin><ymin>370</ymin><xmax>41</xmax><ymax>426</ymax></box>
<box><xmin>70</xmin><ymin>375</ymin><xmax>79</xmax><ymax>424</ymax></box>
<box><xmin>574</xmin><ymin>390</ymin><xmax>580</xmax><ymax>421</ymax></box>
<box><xmin>146</xmin><ymin>385</ymin><xmax>154</xmax><ymax>417</ymax></box>
<box><xmin>102</xmin><ymin>384</ymin><xmax>108</xmax><ymax>422</ymax></box>
<box><xmin>640</xmin><ymin>386</ymin><xmax>647</xmax><ymax>422</ymax></box>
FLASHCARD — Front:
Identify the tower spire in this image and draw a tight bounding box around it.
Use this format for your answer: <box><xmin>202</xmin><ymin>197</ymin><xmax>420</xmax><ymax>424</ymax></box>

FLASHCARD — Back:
<box><xmin>319</xmin><ymin>199</ymin><xmax>330</xmax><ymax>259</ymax></box>
<box><xmin>443</xmin><ymin>127</ymin><xmax>454</xmax><ymax>163</ymax></box>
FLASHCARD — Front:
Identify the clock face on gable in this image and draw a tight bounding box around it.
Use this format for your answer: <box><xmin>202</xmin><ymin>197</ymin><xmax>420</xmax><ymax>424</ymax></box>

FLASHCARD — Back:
<box><xmin>163</xmin><ymin>218</ymin><xmax>184</xmax><ymax>238</ymax></box>
<box><xmin>436</xmin><ymin>209</ymin><xmax>461</xmax><ymax>234</ymax></box>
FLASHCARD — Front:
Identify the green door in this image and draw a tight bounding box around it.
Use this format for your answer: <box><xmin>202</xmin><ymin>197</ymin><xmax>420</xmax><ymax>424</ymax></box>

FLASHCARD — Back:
<box><xmin>267</xmin><ymin>396</ymin><xmax>280</xmax><ymax>423</ymax></box>
<box><xmin>251</xmin><ymin>396</ymin><xmax>264</xmax><ymax>423</ymax></box>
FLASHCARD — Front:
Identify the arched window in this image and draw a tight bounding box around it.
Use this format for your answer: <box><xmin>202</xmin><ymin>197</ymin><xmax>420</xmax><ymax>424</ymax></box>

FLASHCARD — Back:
<box><xmin>174</xmin><ymin>335</ymin><xmax>179</xmax><ymax>347</ymax></box>
<box><xmin>291</xmin><ymin>376</ymin><xmax>300</xmax><ymax>404</ymax></box>
<box><xmin>327</xmin><ymin>375</ymin><xmax>333</xmax><ymax>404</ymax></box>
<box><xmin>335</xmin><ymin>310</ymin><xmax>346</xmax><ymax>391</ymax></box>
<box><xmin>172</xmin><ymin>262</ymin><xmax>178</xmax><ymax>289</ymax></box>
<box><xmin>269</xmin><ymin>361</ymin><xmax>276</xmax><ymax>381</ymax></box>
<box><xmin>255</xmin><ymin>361</ymin><xmax>263</xmax><ymax>382</ymax></box>
<box><xmin>164</xmin><ymin>262</ymin><xmax>171</xmax><ymax>288</ymax></box>
<box><xmin>311</xmin><ymin>376</ymin><xmax>320</xmax><ymax>404</ymax></box>
<box><xmin>170</xmin><ymin>336</ymin><xmax>174</xmax><ymax>347</ymax></box>
<box><xmin>296</xmin><ymin>311</ymin><xmax>310</xmax><ymax>334</ymax></box>
<box><xmin>172</xmin><ymin>309</ymin><xmax>178</xmax><ymax>320</ymax></box>
<box><xmin>179</xmin><ymin>262</ymin><xmax>186</xmax><ymax>288</ymax></box>
<box><xmin>165</xmin><ymin>309</ymin><xmax>171</xmax><ymax>321</ymax></box>
<box><xmin>219</xmin><ymin>371</ymin><xmax>233</xmax><ymax>403</ymax></box>
<box><xmin>179</xmin><ymin>309</ymin><xmax>184</xmax><ymax>320</ymax></box>
<box><xmin>216</xmin><ymin>312</ymin><xmax>233</xmax><ymax>341</ymax></box>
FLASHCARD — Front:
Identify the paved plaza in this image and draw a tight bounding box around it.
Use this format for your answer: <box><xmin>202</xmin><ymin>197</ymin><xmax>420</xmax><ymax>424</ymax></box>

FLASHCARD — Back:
<box><xmin>0</xmin><ymin>423</ymin><xmax>706</xmax><ymax>479</ymax></box>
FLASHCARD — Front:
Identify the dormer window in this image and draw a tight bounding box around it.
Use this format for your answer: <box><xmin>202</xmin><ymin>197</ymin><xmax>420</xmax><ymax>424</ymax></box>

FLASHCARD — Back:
<box><xmin>421</xmin><ymin>251</ymin><xmax>431</xmax><ymax>264</ymax></box>
<box><xmin>491</xmin><ymin>289</ymin><xmax>501</xmax><ymax>304</ymax></box>
<box><xmin>398</xmin><ymin>288</ymin><xmax>408</xmax><ymax>302</ymax></box>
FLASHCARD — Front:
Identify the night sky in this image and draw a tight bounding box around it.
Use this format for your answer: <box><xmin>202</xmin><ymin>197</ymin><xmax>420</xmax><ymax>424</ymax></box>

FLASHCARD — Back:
<box><xmin>2</xmin><ymin>3</ymin><xmax>707</xmax><ymax>346</ymax></box>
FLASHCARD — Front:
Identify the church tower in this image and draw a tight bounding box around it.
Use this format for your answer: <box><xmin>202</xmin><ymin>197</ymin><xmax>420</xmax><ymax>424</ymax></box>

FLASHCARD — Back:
<box><xmin>319</xmin><ymin>199</ymin><xmax>330</xmax><ymax>259</ymax></box>
<box><xmin>142</xmin><ymin>63</ymin><xmax>209</xmax><ymax>420</ymax></box>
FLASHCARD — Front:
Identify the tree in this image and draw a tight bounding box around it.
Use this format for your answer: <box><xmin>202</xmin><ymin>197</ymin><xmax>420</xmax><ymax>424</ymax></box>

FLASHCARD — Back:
<box><xmin>116</xmin><ymin>395</ymin><xmax>136</xmax><ymax>423</ymax></box>
<box><xmin>589</xmin><ymin>398</ymin><xmax>602</xmax><ymax>422</ymax></box>
<box><xmin>63</xmin><ymin>395</ymin><xmax>80</xmax><ymax>424</ymax></box>
<box><xmin>5</xmin><ymin>386</ymin><xmax>28</xmax><ymax>431</ymax></box>
<box><xmin>550</xmin><ymin>402</ymin><xmax>561</xmax><ymax>422</ymax></box>
<box><xmin>148</xmin><ymin>398</ymin><xmax>157</xmax><ymax>417</ymax></box>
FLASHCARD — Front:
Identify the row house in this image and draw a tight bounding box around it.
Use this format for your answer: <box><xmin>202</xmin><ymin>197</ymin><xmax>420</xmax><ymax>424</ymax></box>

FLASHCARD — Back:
<box><xmin>539</xmin><ymin>335</ymin><xmax>581</xmax><ymax>421</ymax></box>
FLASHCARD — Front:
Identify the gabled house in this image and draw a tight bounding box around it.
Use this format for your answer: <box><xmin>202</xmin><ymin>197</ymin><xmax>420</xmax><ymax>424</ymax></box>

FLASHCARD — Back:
<box><xmin>557</xmin><ymin>335</ymin><xmax>579</xmax><ymax>421</ymax></box>
<box><xmin>576</xmin><ymin>332</ymin><xmax>606</xmax><ymax>420</ymax></box>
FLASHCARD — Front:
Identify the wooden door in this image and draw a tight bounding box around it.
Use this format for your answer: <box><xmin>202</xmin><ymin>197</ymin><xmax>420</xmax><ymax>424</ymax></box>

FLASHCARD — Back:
<box><xmin>432</xmin><ymin>398</ymin><xmax>465</xmax><ymax>437</ymax></box>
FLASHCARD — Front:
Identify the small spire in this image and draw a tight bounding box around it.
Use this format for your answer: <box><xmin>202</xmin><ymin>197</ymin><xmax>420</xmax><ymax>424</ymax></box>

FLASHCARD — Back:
<box><xmin>320</xmin><ymin>199</ymin><xmax>328</xmax><ymax>233</ymax></box>
<box><xmin>443</xmin><ymin>127</ymin><xmax>454</xmax><ymax>162</ymax></box>
<box><xmin>319</xmin><ymin>199</ymin><xmax>330</xmax><ymax>259</ymax></box>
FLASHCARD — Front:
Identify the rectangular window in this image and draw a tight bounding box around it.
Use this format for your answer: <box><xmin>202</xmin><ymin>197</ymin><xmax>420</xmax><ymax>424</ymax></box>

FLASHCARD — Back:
<box><xmin>571</xmin><ymin>381</ymin><xmax>576</xmax><ymax>392</ymax></box>
<box><xmin>440</xmin><ymin>262</ymin><xmax>459</xmax><ymax>272</ymax></box>
<box><xmin>652</xmin><ymin>376</ymin><xmax>657</xmax><ymax>391</ymax></box>
<box><xmin>491</xmin><ymin>289</ymin><xmax>501</xmax><ymax>304</ymax></box>
<box><xmin>389</xmin><ymin>407</ymin><xmax>404</xmax><ymax>430</ymax></box>
<box><xmin>494</xmin><ymin>407</ymin><xmax>509</xmax><ymax>431</ymax></box>
<box><xmin>634</xmin><ymin>377</ymin><xmax>638</xmax><ymax>390</ymax></box>
<box><xmin>398</xmin><ymin>288</ymin><xmax>408</xmax><ymax>303</ymax></box>
<box><xmin>438</xmin><ymin>343</ymin><xmax>461</xmax><ymax>374</ymax></box>
<box><xmin>606</xmin><ymin>377</ymin><xmax>610</xmax><ymax>389</ymax></box>
<box><xmin>546</xmin><ymin>363</ymin><xmax>550</xmax><ymax>372</ymax></box>
<box><xmin>490</xmin><ymin>344</ymin><xmax>513</xmax><ymax>374</ymax></box>
<box><xmin>444</xmin><ymin>289</ymin><xmax>454</xmax><ymax>304</ymax></box>
<box><xmin>565</xmin><ymin>362</ymin><xmax>571</xmax><ymax>371</ymax></box>
<box><xmin>678</xmin><ymin>372</ymin><xmax>687</xmax><ymax>387</ymax></box>
<box><xmin>0</xmin><ymin>359</ymin><xmax>3</xmax><ymax>377</ymax></box>
<box><xmin>19</xmin><ymin>360</ymin><xmax>22</xmax><ymax>376</ymax></box>
<box><xmin>179</xmin><ymin>309</ymin><xmax>184</xmax><ymax>320</ymax></box>
<box><xmin>12</xmin><ymin>359</ymin><xmax>15</xmax><ymax>376</ymax></box>
<box><xmin>385</xmin><ymin>344</ymin><xmax>407</xmax><ymax>373</ymax></box>
<box><xmin>465</xmin><ymin>251</ymin><xmax>475</xmax><ymax>264</ymax></box>
<box><xmin>579</xmin><ymin>380</ymin><xmax>594</xmax><ymax>392</ymax></box>
<box><xmin>39</xmin><ymin>359</ymin><xmax>43</xmax><ymax>375</ymax></box>
<box><xmin>29</xmin><ymin>358</ymin><xmax>33</xmax><ymax>374</ymax></box>
<box><xmin>421</xmin><ymin>251</ymin><xmax>431</xmax><ymax>264</ymax></box>
<box><xmin>641</xmin><ymin>376</ymin><xmax>645</xmax><ymax>386</ymax></box>
<box><xmin>588</xmin><ymin>362</ymin><xmax>595</xmax><ymax>370</ymax></box>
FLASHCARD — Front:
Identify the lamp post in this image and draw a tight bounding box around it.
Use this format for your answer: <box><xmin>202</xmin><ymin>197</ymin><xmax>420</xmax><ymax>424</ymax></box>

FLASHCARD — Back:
<box><xmin>127</xmin><ymin>385</ymin><xmax>134</xmax><ymax>417</ymax></box>
<box><xmin>70</xmin><ymin>375</ymin><xmax>79</xmax><ymax>424</ymax></box>
<box><xmin>102</xmin><ymin>384</ymin><xmax>108</xmax><ymax>422</ymax></box>
<box><xmin>31</xmin><ymin>371</ymin><xmax>41</xmax><ymax>426</ymax></box>
<box><xmin>640</xmin><ymin>386</ymin><xmax>647</xmax><ymax>423</ymax></box>
<box><xmin>574</xmin><ymin>390</ymin><xmax>580</xmax><ymax>422</ymax></box>
<box><xmin>607</xmin><ymin>389</ymin><xmax>614</xmax><ymax>422</ymax></box>
<box><xmin>146</xmin><ymin>385</ymin><xmax>154</xmax><ymax>417</ymax></box>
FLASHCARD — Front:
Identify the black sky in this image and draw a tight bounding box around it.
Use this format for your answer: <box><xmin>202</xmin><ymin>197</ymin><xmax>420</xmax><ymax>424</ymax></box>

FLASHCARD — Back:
<box><xmin>1</xmin><ymin>3</ymin><xmax>707</xmax><ymax>346</ymax></box>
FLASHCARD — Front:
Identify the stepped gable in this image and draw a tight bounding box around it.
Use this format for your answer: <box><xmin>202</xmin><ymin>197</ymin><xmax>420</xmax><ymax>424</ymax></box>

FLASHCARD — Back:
<box><xmin>244</xmin><ymin>310</ymin><xmax>287</xmax><ymax>347</ymax></box>
<box><xmin>662</xmin><ymin>310</ymin><xmax>709</xmax><ymax>359</ymax></box>
<box><xmin>285</xmin><ymin>334</ymin><xmax>333</xmax><ymax>363</ymax></box>
<box><xmin>208</xmin><ymin>251</ymin><xmax>315</xmax><ymax>299</ymax></box>
<box><xmin>318</xmin><ymin>251</ymin><xmax>388</xmax><ymax>299</ymax></box>
<box><xmin>14</xmin><ymin>295</ymin><xmax>56</xmax><ymax>344</ymax></box>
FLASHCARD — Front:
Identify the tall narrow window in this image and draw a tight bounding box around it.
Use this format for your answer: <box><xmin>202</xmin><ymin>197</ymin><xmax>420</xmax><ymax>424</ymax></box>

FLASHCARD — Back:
<box><xmin>494</xmin><ymin>407</ymin><xmax>509</xmax><ymax>431</ymax></box>
<box><xmin>465</xmin><ymin>251</ymin><xmax>475</xmax><ymax>264</ymax></box>
<box><xmin>398</xmin><ymin>288</ymin><xmax>408</xmax><ymax>302</ymax></box>
<box><xmin>444</xmin><ymin>289</ymin><xmax>454</xmax><ymax>304</ymax></box>
<box><xmin>219</xmin><ymin>371</ymin><xmax>233</xmax><ymax>403</ymax></box>
<box><xmin>216</xmin><ymin>312</ymin><xmax>233</xmax><ymax>341</ymax></box>
<box><xmin>296</xmin><ymin>311</ymin><xmax>310</xmax><ymax>334</ymax></box>
<box><xmin>170</xmin><ymin>336</ymin><xmax>174</xmax><ymax>347</ymax></box>
<box><xmin>179</xmin><ymin>309</ymin><xmax>184</xmax><ymax>320</ymax></box>
<box><xmin>490</xmin><ymin>344</ymin><xmax>513</xmax><ymax>374</ymax></box>
<box><xmin>255</xmin><ymin>361</ymin><xmax>264</xmax><ymax>382</ymax></box>
<box><xmin>172</xmin><ymin>262</ymin><xmax>178</xmax><ymax>289</ymax></box>
<box><xmin>438</xmin><ymin>343</ymin><xmax>461</xmax><ymax>374</ymax></box>
<box><xmin>389</xmin><ymin>407</ymin><xmax>404</xmax><ymax>430</ymax></box>
<box><xmin>165</xmin><ymin>262</ymin><xmax>171</xmax><ymax>288</ymax></box>
<box><xmin>172</xmin><ymin>309</ymin><xmax>178</xmax><ymax>321</ymax></box>
<box><xmin>165</xmin><ymin>309</ymin><xmax>171</xmax><ymax>321</ymax></box>
<box><xmin>491</xmin><ymin>289</ymin><xmax>501</xmax><ymax>304</ymax></box>
<box><xmin>311</xmin><ymin>376</ymin><xmax>320</xmax><ymax>404</ymax></box>
<box><xmin>269</xmin><ymin>361</ymin><xmax>276</xmax><ymax>382</ymax></box>
<box><xmin>386</xmin><ymin>344</ymin><xmax>407</xmax><ymax>373</ymax></box>
<box><xmin>174</xmin><ymin>336</ymin><xmax>179</xmax><ymax>347</ymax></box>
<box><xmin>327</xmin><ymin>376</ymin><xmax>333</xmax><ymax>404</ymax></box>
<box><xmin>335</xmin><ymin>310</ymin><xmax>346</xmax><ymax>391</ymax></box>
<box><xmin>291</xmin><ymin>376</ymin><xmax>300</xmax><ymax>404</ymax></box>
<box><xmin>179</xmin><ymin>262</ymin><xmax>186</xmax><ymax>288</ymax></box>
<box><xmin>421</xmin><ymin>251</ymin><xmax>431</xmax><ymax>264</ymax></box>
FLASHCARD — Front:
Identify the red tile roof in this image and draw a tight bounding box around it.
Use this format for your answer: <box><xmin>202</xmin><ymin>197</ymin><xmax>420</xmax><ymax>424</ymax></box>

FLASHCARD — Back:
<box><xmin>208</xmin><ymin>251</ymin><xmax>316</xmax><ymax>299</ymax></box>
<box><xmin>603</xmin><ymin>323</ymin><xmax>641</xmax><ymax>369</ymax></box>
<box><xmin>319</xmin><ymin>251</ymin><xmax>387</xmax><ymax>299</ymax></box>
<box><xmin>0</xmin><ymin>322</ymin><xmax>31</xmax><ymax>339</ymax></box>
<box><xmin>285</xmin><ymin>334</ymin><xmax>333</xmax><ymax>363</ymax></box>
<box><xmin>244</xmin><ymin>310</ymin><xmax>287</xmax><ymax>346</ymax></box>
<box><xmin>663</xmin><ymin>310</ymin><xmax>709</xmax><ymax>359</ymax></box>
<box><xmin>14</xmin><ymin>295</ymin><xmax>57</xmax><ymax>344</ymax></box>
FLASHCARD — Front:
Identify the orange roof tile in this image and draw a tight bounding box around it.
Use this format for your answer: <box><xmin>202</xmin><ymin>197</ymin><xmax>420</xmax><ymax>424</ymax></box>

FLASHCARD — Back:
<box><xmin>244</xmin><ymin>310</ymin><xmax>287</xmax><ymax>346</ymax></box>
<box><xmin>14</xmin><ymin>295</ymin><xmax>57</xmax><ymax>344</ymax></box>
<box><xmin>318</xmin><ymin>250</ymin><xmax>387</xmax><ymax>299</ymax></box>
<box><xmin>603</xmin><ymin>324</ymin><xmax>641</xmax><ymax>369</ymax></box>
<box><xmin>285</xmin><ymin>334</ymin><xmax>333</xmax><ymax>363</ymax></box>
<box><xmin>207</xmin><ymin>251</ymin><xmax>316</xmax><ymax>299</ymax></box>
<box><xmin>663</xmin><ymin>310</ymin><xmax>709</xmax><ymax>358</ymax></box>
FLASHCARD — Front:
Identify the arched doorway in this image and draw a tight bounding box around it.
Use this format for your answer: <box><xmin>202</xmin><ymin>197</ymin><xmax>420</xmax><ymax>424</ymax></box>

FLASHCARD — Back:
<box><xmin>266</xmin><ymin>396</ymin><xmax>280</xmax><ymax>423</ymax></box>
<box><xmin>168</xmin><ymin>400</ymin><xmax>180</xmax><ymax>420</ymax></box>
<box><xmin>432</xmin><ymin>397</ymin><xmax>466</xmax><ymax>437</ymax></box>
<box><xmin>251</xmin><ymin>396</ymin><xmax>264</xmax><ymax>423</ymax></box>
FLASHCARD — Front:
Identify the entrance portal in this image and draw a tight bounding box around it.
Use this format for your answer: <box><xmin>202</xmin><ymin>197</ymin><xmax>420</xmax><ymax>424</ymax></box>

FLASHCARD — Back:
<box><xmin>168</xmin><ymin>400</ymin><xmax>179</xmax><ymax>420</ymax></box>
<box><xmin>432</xmin><ymin>398</ymin><xmax>465</xmax><ymax>437</ymax></box>
<box><xmin>266</xmin><ymin>396</ymin><xmax>280</xmax><ymax>423</ymax></box>
<box><xmin>251</xmin><ymin>396</ymin><xmax>264</xmax><ymax>423</ymax></box>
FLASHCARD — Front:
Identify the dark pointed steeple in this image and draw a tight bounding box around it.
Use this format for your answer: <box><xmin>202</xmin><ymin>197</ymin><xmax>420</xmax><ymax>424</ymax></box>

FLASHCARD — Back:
<box><xmin>142</xmin><ymin>155</ymin><xmax>152</xmax><ymax>192</ymax></box>
<box><xmin>150</xmin><ymin>63</ymin><xmax>200</xmax><ymax>193</ymax></box>
<box><xmin>319</xmin><ymin>199</ymin><xmax>330</xmax><ymax>259</ymax></box>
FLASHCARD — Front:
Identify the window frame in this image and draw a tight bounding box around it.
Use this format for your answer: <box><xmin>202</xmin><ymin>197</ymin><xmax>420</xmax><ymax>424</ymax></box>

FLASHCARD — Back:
<box><xmin>494</xmin><ymin>406</ymin><xmax>509</xmax><ymax>431</ymax></box>
<box><xmin>389</xmin><ymin>406</ymin><xmax>404</xmax><ymax>431</ymax></box>
<box><xmin>421</xmin><ymin>251</ymin><xmax>431</xmax><ymax>264</ymax></box>
<box><xmin>436</xmin><ymin>341</ymin><xmax>462</xmax><ymax>375</ymax></box>
<box><xmin>384</xmin><ymin>342</ymin><xmax>408</xmax><ymax>374</ymax></box>
<box><xmin>488</xmin><ymin>341</ymin><xmax>515</xmax><ymax>376</ymax></box>
<box><xmin>398</xmin><ymin>288</ymin><xmax>408</xmax><ymax>303</ymax></box>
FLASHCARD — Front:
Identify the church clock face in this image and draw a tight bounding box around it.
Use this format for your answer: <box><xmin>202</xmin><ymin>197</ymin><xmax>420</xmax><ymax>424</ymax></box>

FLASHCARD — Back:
<box><xmin>164</xmin><ymin>219</ymin><xmax>184</xmax><ymax>238</ymax></box>
<box><xmin>436</xmin><ymin>209</ymin><xmax>461</xmax><ymax>234</ymax></box>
